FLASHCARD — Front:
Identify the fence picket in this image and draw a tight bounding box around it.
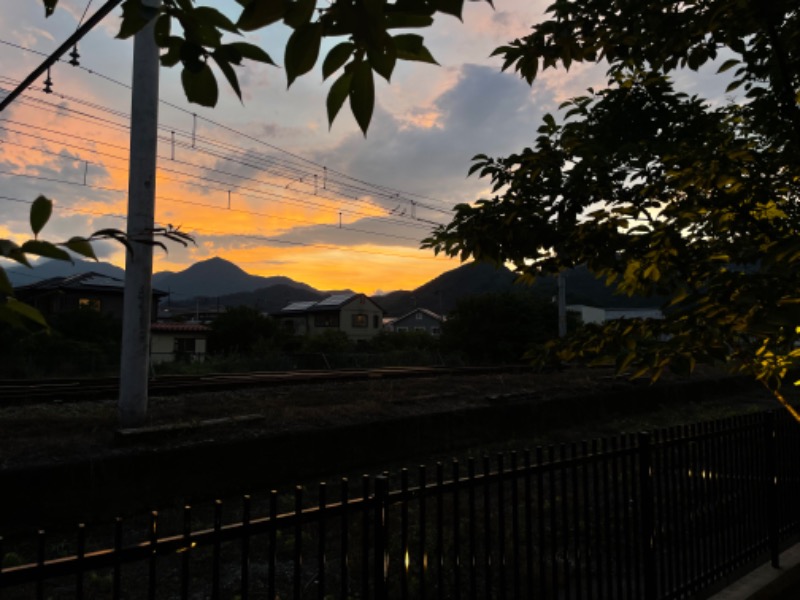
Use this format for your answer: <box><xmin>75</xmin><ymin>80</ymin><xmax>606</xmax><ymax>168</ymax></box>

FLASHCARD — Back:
<box><xmin>4</xmin><ymin>410</ymin><xmax>800</xmax><ymax>600</ymax></box>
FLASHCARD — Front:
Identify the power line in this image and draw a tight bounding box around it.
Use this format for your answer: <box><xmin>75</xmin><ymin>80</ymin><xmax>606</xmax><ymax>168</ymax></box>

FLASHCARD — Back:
<box><xmin>0</xmin><ymin>130</ymin><xmax>442</xmax><ymax>232</ymax></box>
<box><xmin>0</xmin><ymin>168</ymin><xmax>439</xmax><ymax>244</ymax></box>
<box><xmin>0</xmin><ymin>42</ymin><xmax>457</xmax><ymax>215</ymax></box>
<box><xmin>0</xmin><ymin>194</ymin><xmax>451</xmax><ymax>262</ymax></box>
<box><xmin>0</xmin><ymin>0</ymin><xmax>124</xmax><ymax>111</ymax></box>
<box><xmin>0</xmin><ymin>87</ymin><xmax>445</xmax><ymax>225</ymax></box>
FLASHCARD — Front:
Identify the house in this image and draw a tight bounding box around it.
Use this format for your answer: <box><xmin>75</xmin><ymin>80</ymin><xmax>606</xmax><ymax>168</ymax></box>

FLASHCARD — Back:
<box><xmin>14</xmin><ymin>272</ymin><xmax>165</xmax><ymax>321</ymax></box>
<box><xmin>276</xmin><ymin>293</ymin><xmax>384</xmax><ymax>342</ymax></box>
<box><xmin>567</xmin><ymin>304</ymin><xmax>663</xmax><ymax>325</ymax></box>
<box><xmin>150</xmin><ymin>321</ymin><xmax>210</xmax><ymax>364</ymax></box>
<box><xmin>384</xmin><ymin>307</ymin><xmax>445</xmax><ymax>336</ymax></box>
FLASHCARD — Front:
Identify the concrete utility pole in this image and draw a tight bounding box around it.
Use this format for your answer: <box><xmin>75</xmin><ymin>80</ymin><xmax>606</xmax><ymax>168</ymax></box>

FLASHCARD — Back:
<box><xmin>557</xmin><ymin>271</ymin><xmax>567</xmax><ymax>338</ymax></box>
<box><xmin>119</xmin><ymin>0</ymin><xmax>162</xmax><ymax>428</ymax></box>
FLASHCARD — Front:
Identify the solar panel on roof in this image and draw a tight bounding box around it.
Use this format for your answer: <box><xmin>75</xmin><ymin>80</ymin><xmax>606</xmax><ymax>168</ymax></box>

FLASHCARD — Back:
<box><xmin>317</xmin><ymin>293</ymin><xmax>355</xmax><ymax>307</ymax></box>
<box><xmin>283</xmin><ymin>301</ymin><xmax>317</xmax><ymax>311</ymax></box>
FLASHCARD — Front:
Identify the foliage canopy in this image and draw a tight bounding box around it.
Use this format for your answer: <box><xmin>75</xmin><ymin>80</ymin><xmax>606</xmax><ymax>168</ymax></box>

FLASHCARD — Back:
<box><xmin>424</xmin><ymin>1</ymin><xmax>800</xmax><ymax>403</ymax></box>
<box><xmin>42</xmin><ymin>0</ymin><xmax>490</xmax><ymax>134</ymax></box>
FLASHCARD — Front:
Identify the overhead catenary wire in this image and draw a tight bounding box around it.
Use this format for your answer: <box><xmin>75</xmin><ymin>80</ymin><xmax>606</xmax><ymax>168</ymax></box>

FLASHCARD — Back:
<box><xmin>0</xmin><ymin>41</ymin><xmax>457</xmax><ymax>215</ymax></box>
<box><xmin>0</xmin><ymin>34</ymin><xmax>462</xmax><ymax>277</ymax></box>
<box><xmin>0</xmin><ymin>194</ymin><xmax>451</xmax><ymax>263</ymax></box>
<box><xmin>0</xmin><ymin>83</ymin><xmax>449</xmax><ymax>225</ymax></box>
<box><xmin>0</xmin><ymin>125</ymin><xmax>441</xmax><ymax>233</ymax></box>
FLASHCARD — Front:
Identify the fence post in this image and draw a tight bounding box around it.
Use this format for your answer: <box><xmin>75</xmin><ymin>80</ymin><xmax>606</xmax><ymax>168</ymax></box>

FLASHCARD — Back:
<box><xmin>638</xmin><ymin>432</ymin><xmax>657</xmax><ymax>600</ymax></box>
<box><xmin>374</xmin><ymin>476</ymin><xmax>390</xmax><ymax>600</ymax></box>
<box><xmin>765</xmin><ymin>411</ymin><xmax>780</xmax><ymax>568</ymax></box>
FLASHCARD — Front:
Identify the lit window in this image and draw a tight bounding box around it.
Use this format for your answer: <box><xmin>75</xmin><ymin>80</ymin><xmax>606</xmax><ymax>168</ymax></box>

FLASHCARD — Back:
<box><xmin>352</xmin><ymin>313</ymin><xmax>368</xmax><ymax>328</ymax></box>
<box><xmin>78</xmin><ymin>298</ymin><xmax>101</xmax><ymax>311</ymax></box>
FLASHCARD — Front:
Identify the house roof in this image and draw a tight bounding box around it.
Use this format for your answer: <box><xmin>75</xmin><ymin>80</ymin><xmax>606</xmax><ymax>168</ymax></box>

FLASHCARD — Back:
<box><xmin>151</xmin><ymin>321</ymin><xmax>210</xmax><ymax>333</ymax></box>
<box><xmin>277</xmin><ymin>293</ymin><xmax>384</xmax><ymax>315</ymax></box>
<box><xmin>281</xmin><ymin>300</ymin><xmax>318</xmax><ymax>313</ymax></box>
<box><xmin>394</xmin><ymin>307</ymin><xmax>445</xmax><ymax>323</ymax></box>
<box><xmin>16</xmin><ymin>272</ymin><xmax>167</xmax><ymax>297</ymax></box>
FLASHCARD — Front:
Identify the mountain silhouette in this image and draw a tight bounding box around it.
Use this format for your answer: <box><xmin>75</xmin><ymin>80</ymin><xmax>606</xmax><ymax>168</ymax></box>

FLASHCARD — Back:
<box><xmin>152</xmin><ymin>257</ymin><xmax>316</xmax><ymax>301</ymax></box>
<box><xmin>9</xmin><ymin>256</ymin><xmax>659</xmax><ymax>317</ymax></box>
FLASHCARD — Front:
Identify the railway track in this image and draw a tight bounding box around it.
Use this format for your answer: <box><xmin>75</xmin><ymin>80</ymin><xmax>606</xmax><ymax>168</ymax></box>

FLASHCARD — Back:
<box><xmin>0</xmin><ymin>365</ymin><xmax>525</xmax><ymax>405</ymax></box>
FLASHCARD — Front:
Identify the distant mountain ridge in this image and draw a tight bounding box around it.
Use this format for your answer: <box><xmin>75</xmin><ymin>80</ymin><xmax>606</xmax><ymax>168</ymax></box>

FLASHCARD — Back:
<box><xmin>8</xmin><ymin>256</ymin><xmax>658</xmax><ymax>317</ymax></box>
<box><xmin>152</xmin><ymin>257</ymin><xmax>316</xmax><ymax>301</ymax></box>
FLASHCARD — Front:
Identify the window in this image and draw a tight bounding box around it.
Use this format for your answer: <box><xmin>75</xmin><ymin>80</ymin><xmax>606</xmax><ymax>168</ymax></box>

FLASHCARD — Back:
<box><xmin>78</xmin><ymin>297</ymin><xmax>101</xmax><ymax>311</ymax></box>
<box><xmin>397</xmin><ymin>327</ymin><xmax>408</xmax><ymax>332</ymax></box>
<box><xmin>352</xmin><ymin>313</ymin><xmax>368</xmax><ymax>328</ymax></box>
<box><xmin>373</xmin><ymin>314</ymin><xmax>379</xmax><ymax>328</ymax></box>
<box><xmin>314</xmin><ymin>314</ymin><xmax>339</xmax><ymax>327</ymax></box>
<box><xmin>415</xmin><ymin>312</ymin><xmax>423</xmax><ymax>320</ymax></box>
<box><xmin>414</xmin><ymin>327</ymin><xmax>426</xmax><ymax>332</ymax></box>
<box><xmin>431</xmin><ymin>327</ymin><xmax>441</xmax><ymax>335</ymax></box>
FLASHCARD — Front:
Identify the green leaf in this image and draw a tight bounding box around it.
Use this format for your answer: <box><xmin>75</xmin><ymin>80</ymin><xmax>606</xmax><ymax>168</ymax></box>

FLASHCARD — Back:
<box><xmin>284</xmin><ymin>0</ymin><xmax>317</xmax><ymax>28</ymax></box>
<box><xmin>349</xmin><ymin>61</ymin><xmax>375</xmax><ymax>135</ymax></box>
<box><xmin>322</xmin><ymin>42</ymin><xmax>355</xmax><ymax>80</ymax></box>
<box><xmin>62</xmin><ymin>237</ymin><xmax>97</xmax><ymax>260</ymax></box>
<box><xmin>194</xmin><ymin>6</ymin><xmax>240</xmax><ymax>34</ymax></box>
<box><xmin>4</xmin><ymin>297</ymin><xmax>49</xmax><ymax>328</ymax></box>
<box><xmin>160</xmin><ymin>37</ymin><xmax>183</xmax><ymax>67</ymax></box>
<box><xmin>0</xmin><ymin>266</ymin><xmax>12</xmax><ymax>295</ymax></box>
<box><xmin>181</xmin><ymin>62</ymin><xmax>219</xmax><ymax>107</ymax></box>
<box><xmin>30</xmin><ymin>195</ymin><xmax>52</xmax><ymax>238</ymax></box>
<box><xmin>393</xmin><ymin>34</ymin><xmax>438</xmax><ymax>64</ymax></box>
<box><xmin>20</xmin><ymin>240</ymin><xmax>72</xmax><ymax>262</ymax></box>
<box><xmin>238</xmin><ymin>0</ymin><xmax>288</xmax><ymax>30</ymax></box>
<box><xmin>285</xmin><ymin>23</ymin><xmax>322</xmax><ymax>87</ymax></box>
<box><xmin>432</xmin><ymin>0</ymin><xmax>464</xmax><ymax>19</ymax></box>
<box><xmin>717</xmin><ymin>58</ymin><xmax>739</xmax><ymax>74</ymax></box>
<box><xmin>212</xmin><ymin>53</ymin><xmax>243</xmax><ymax>100</ymax></box>
<box><xmin>386</xmin><ymin>12</ymin><xmax>434</xmax><ymax>29</ymax></box>
<box><xmin>326</xmin><ymin>70</ymin><xmax>353</xmax><ymax>128</ymax></box>
<box><xmin>226</xmin><ymin>42</ymin><xmax>276</xmax><ymax>65</ymax></box>
<box><xmin>117</xmin><ymin>0</ymin><xmax>159</xmax><ymax>40</ymax></box>
<box><xmin>0</xmin><ymin>240</ymin><xmax>29</xmax><ymax>267</ymax></box>
<box><xmin>154</xmin><ymin>14</ymin><xmax>171</xmax><ymax>46</ymax></box>
<box><xmin>367</xmin><ymin>42</ymin><xmax>397</xmax><ymax>82</ymax></box>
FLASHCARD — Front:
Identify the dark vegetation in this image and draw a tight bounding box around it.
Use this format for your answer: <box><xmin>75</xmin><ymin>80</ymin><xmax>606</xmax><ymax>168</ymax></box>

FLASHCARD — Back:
<box><xmin>0</xmin><ymin>289</ymin><xmax>570</xmax><ymax>378</ymax></box>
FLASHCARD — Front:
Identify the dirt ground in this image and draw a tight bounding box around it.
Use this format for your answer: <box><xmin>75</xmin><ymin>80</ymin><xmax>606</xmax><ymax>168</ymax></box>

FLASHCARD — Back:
<box><xmin>0</xmin><ymin>366</ymin><xmax>786</xmax><ymax>471</ymax></box>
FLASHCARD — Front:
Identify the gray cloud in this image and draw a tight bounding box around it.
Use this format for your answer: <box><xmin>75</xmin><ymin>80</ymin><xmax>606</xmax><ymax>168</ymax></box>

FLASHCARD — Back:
<box><xmin>310</xmin><ymin>64</ymin><xmax>551</xmax><ymax>211</ymax></box>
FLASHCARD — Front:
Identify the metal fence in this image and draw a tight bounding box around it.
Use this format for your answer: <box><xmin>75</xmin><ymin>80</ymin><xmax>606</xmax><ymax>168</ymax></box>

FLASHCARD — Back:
<box><xmin>2</xmin><ymin>409</ymin><xmax>799</xmax><ymax>599</ymax></box>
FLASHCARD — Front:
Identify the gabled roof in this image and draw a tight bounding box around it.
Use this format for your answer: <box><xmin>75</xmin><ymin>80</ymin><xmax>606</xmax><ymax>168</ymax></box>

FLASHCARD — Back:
<box><xmin>316</xmin><ymin>293</ymin><xmax>356</xmax><ymax>307</ymax></box>
<box><xmin>394</xmin><ymin>307</ymin><xmax>445</xmax><ymax>323</ymax></box>
<box><xmin>281</xmin><ymin>301</ymin><xmax>318</xmax><ymax>313</ymax></box>
<box><xmin>277</xmin><ymin>293</ymin><xmax>384</xmax><ymax>315</ymax></box>
<box><xmin>16</xmin><ymin>272</ymin><xmax>167</xmax><ymax>296</ymax></box>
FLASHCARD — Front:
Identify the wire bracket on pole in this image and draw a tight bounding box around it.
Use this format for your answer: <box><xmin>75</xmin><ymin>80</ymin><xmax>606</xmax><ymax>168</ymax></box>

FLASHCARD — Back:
<box><xmin>69</xmin><ymin>45</ymin><xmax>81</xmax><ymax>66</ymax></box>
<box><xmin>44</xmin><ymin>68</ymin><xmax>53</xmax><ymax>94</ymax></box>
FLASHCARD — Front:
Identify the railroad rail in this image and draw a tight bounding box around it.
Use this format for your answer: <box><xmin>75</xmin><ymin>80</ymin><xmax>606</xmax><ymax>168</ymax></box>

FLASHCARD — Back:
<box><xmin>0</xmin><ymin>365</ymin><xmax>528</xmax><ymax>406</ymax></box>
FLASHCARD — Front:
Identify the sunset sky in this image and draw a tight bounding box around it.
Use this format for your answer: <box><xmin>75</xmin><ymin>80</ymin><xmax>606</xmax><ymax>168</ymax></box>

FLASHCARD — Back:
<box><xmin>2</xmin><ymin>0</ymin><xmax>613</xmax><ymax>296</ymax></box>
